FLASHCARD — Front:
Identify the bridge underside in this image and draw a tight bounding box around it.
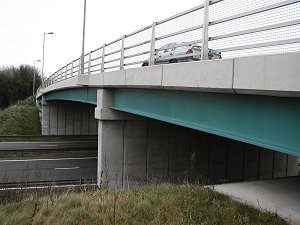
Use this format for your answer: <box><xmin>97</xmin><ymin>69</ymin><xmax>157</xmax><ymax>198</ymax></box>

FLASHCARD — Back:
<box><xmin>42</xmin><ymin>87</ymin><xmax>300</xmax><ymax>157</ymax></box>
<box><xmin>112</xmin><ymin>88</ymin><xmax>300</xmax><ymax>157</ymax></box>
<box><xmin>40</xmin><ymin>88</ymin><xmax>299</xmax><ymax>185</ymax></box>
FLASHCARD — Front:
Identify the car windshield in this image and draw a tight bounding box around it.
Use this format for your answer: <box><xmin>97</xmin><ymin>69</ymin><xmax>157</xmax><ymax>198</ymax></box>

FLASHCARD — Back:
<box><xmin>158</xmin><ymin>42</ymin><xmax>184</xmax><ymax>53</ymax></box>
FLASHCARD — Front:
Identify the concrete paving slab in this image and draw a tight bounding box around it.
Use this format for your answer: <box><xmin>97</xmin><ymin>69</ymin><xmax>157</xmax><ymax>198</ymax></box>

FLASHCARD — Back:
<box><xmin>212</xmin><ymin>177</ymin><xmax>300</xmax><ymax>225</ymax></box>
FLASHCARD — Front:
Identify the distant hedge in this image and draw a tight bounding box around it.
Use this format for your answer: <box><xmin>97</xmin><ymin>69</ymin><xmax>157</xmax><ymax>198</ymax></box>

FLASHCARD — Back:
<box><xmin>0</xmin><ymin>65</ymin><xmax>41</xmax><ymax>110</ymax></box>
<box><xmin>0</xmin><ymin>97</ymin><xmax>41</xmax><ymax>135</ymax></box>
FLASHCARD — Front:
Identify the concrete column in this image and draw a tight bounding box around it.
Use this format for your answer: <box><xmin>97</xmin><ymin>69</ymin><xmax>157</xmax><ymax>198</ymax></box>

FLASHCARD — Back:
<box><xmin>98</xmin><ymin>120</ymin><xmax>124</xmax><ymax>187</ymax></box>
<box><xmin>95</xmin><ymin>89</ymin><xmax>147</xmax><ymax>187</ymax></box>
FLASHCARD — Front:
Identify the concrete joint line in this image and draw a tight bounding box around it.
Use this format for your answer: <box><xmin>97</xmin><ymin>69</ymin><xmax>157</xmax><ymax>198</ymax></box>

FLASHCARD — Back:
<box><xmin>161</xmin><ymin>65</ymin><xmax>164</xmax><ymax>87</ymax></box>
<box><xmin>232</xmin><ymin>58</ymin><xmax>237</xmax><ymax>94</ymax></box>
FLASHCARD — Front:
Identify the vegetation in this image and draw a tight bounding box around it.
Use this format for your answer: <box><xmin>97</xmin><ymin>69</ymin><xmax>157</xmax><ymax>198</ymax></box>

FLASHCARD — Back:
<box><xmin>0</xmin><ymin>184</ymin><xmax>289</xmax><ymax>225</ymax></box>
<box><xmin>0</xmin><ymin>96</ymin><xmax>41</xmax><ymax>135</ymax></box>
<box><xmin>0</xmin><ymin>65</ymin><xmax>41</xmax><ymax>110</ymax></box>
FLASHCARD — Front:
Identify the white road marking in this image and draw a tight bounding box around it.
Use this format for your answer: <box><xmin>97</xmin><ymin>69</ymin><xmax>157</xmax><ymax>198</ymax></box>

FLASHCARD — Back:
<box><xmin>40</xmin><ymin>144</ymin><xmax>58</xmax><ymax>147</ymax></box>
<box><xmin>54</xmin><ymin>167</ymin><xmax>80</xmax><ymax>170</ymax></box>
<box><xmin>0</xmin><ymin>157</ymin><xmax>97</xmax><ymax>162</ymax></box>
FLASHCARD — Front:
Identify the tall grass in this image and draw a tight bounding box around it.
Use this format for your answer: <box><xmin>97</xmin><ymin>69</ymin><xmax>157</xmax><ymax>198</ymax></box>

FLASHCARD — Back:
<box><xmin>0</xmin><ymin>183</ymin><xmax>289</xmax><ymax>225</ymax></box>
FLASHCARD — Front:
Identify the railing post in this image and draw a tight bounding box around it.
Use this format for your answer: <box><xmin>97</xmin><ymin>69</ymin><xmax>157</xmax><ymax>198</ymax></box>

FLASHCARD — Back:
<box><xmin>88</xmin><ymin>51</ymin><xmax>92</xmax><ymax>74</ymax></box>
<box><xmin>71</xmin><ymin>60</ymin><xmax>74</xmax><ymax>77</ymax></box>
<box><xmin>65</xmin><ymin>66</ymin><xmax>68</xmax><ymax>80</ymax></box>
<box><xmin>149</xmin><ymin>22</ymin><xmax>156</xmax><ymax>66</ymax></box>
<box><xmin>201</xmin><ymin>0</ymin><xmax>210</xmax><ymax>60</ymax></box>
<box><xmin>60</xmin><ymin>69</ymin><xmax>63</xmax><ymax>82</ymax></box>
<box><xmin>101</xmin><ymin>44</ymin><xmax>106</xmax><ymax>73</ymax></box>
<box><xmin>120</xmin><ymin>35</ymin><xmax>125</xmax><ymax>70</ymax></box>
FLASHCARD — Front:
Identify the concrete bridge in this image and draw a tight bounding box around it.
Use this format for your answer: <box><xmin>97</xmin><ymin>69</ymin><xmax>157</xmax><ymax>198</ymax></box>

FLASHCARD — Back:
<box><xmin>37</xmin><ymin>0</ymin><xmax>300</xmax><ymax>186</ymax></box>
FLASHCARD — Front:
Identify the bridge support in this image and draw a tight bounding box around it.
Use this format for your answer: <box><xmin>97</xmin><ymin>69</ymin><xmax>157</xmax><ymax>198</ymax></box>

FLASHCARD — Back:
<box><xmin>39</xmin><ymin>99</ymin><xmax>97</xmax><ymax>135</ymax></box>
<box><xmin>95</xmin><ymin>89</ymin><xmax>298</xmax><ymax>187</ymax></box>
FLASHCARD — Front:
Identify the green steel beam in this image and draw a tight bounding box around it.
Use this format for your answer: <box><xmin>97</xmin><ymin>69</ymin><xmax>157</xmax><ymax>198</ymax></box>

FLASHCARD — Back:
<box><xmin>112</xmin><ymin>88</ymin><xmax>300</xmax><ymax>157</ymax></box>
<box><xmin>44</xmin><ymin>88</ymin><xmax>97</xmax><ymax>105</ymax></box>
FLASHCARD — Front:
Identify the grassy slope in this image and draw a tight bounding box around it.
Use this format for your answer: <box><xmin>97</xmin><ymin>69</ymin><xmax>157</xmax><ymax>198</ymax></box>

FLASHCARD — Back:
<box><xmin>0</xmin><ymin>96</ymin><xmax>41</xmax><ymax>135</ymax></box>
<box><xmin>0</xmin><ymin>184</ymin><xmax>289</xmax><ymax>225</ymax></box>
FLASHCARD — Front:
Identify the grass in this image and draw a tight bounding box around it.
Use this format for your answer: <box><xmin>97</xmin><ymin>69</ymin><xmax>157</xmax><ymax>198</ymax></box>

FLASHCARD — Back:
<box><xmin>0</xmin><ymin>183</ymin><xmax>289</xmax><ymax>225</ymax></box>
<box><xmin>0</xmin><ymin>96</ymin><xmax>41</xmax><ymax>135</ymax></box>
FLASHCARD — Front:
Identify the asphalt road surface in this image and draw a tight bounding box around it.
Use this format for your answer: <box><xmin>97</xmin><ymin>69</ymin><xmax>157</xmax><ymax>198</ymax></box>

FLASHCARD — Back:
<box><xmin>0</xmin><ymin>141</ymin><xmax>97</xmax><ymax>151</ymax></box>
<box><xmin>0</xmin><ymin>156</ymin><xmax>97</xmax><ymax>185</ymax></box>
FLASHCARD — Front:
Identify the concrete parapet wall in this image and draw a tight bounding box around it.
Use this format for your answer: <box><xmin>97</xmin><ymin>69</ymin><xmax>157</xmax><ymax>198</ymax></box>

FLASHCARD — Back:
<box><xmin>233</xmin><ymin>53</ymin><xmax>300</xmax><ymax>97</ymax></box>
<box><xmin>38</xmin><ymin>52</ymin><xmax>300</xmax><ymax>98</ymax></box>
<box><xmin>42</xmin><ymin>101</ymin><xmax>97</xmax><ymax>135</ymax></box>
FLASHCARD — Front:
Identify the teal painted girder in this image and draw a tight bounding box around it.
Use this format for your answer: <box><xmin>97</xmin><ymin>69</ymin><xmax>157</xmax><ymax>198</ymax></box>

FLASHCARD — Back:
<box><xmin>112</xmin><ymin>88</ymin><xmax>300</xmax><ymax>157</ymax></box>
<box><xmin>44</xmin><ymin>88</ymin><xmax>97</xmax><ymax>105</ymax></box>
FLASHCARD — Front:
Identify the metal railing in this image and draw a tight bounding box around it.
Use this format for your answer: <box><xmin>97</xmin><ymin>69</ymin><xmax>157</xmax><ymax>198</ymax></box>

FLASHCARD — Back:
<box><xmin>43</xmin><ymin>0</ymin><xmax>300</xmax><ymax>87</ymax></box>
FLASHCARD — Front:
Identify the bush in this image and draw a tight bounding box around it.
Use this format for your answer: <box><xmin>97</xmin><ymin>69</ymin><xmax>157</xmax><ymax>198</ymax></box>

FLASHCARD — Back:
<box><xmin>0</xmin><ymin>97</ymin><xmax>41</xmax><ymax>135</ymax></box>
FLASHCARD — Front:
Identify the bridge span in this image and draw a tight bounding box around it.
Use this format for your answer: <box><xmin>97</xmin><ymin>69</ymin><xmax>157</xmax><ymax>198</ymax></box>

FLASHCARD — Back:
<box><xmin>37</xmin><ymin>52</ymin><xmax>300</xmax><ymax>186</ymax></box>
<box><xmin>37</xmin><ymin>0</ymin><xmax>300</xmax><ymax>186</ymax></box>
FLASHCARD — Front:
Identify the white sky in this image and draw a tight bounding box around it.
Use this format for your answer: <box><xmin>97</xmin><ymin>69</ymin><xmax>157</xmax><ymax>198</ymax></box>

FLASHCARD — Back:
<box><xmin>0</xmin><ymin>0</ymin><xmax>201</xmax><ymax>76</ymax></box>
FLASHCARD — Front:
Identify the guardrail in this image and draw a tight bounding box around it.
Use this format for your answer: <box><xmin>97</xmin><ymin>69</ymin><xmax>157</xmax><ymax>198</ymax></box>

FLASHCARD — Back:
<box><xmin>43</xmin><ymin>0</ymin><xmax>300</xmax><ymax>87</ymax></box>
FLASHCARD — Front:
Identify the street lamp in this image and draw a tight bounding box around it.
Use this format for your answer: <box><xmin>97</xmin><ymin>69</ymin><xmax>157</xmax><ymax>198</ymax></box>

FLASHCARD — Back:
<box><xmin>42</xmin><ymin>32</ymin><xmax>54</xmax><ymax>87</ymax></box>
<box><xmin>33</xmin><ymin>59</ymin><xmax>41</xmax><ymax>96</ymax></box>
<box><xmin>80</xmin><ymin>0</ymin><xmax>87</xmax><ymax>74</ymax></box>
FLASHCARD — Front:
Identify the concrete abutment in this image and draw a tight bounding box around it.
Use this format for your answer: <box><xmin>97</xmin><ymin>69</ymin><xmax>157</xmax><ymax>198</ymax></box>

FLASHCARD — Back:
<box><xmin>95</xmin><ymin>89</ymin><xmax>298</xmax><ymax>187</ymax></box>
<box><xmin>40</xmin><ymin>100</ymin><xmax>97</xmax><ymax>135</ymax></box>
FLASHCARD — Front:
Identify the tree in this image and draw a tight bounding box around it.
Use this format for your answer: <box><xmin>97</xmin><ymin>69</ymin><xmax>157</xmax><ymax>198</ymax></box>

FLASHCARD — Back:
<box><xmin>0</xmin><ymin>65</ymin><xmax>41</xmax><ymax>109</ymax></box>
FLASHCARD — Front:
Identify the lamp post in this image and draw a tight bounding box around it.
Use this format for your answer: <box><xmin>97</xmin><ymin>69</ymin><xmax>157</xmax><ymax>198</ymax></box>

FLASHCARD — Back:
<box><xmin>42</xmin><ymin>32</ymin><xmax>54</xmax><ymax>87</ymax></box>
<box><xmin>33</xmin><ymin>59</ymin><xmax>41</xmax><ymax>96</ymax></box>
<box><xmin>80</xmin><ymin>0</ymin><xmax>87</xmax><ymax>74</ymax></box>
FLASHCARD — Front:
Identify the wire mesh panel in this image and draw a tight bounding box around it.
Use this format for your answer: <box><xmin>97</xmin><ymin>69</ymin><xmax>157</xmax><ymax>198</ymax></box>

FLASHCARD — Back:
<box><xmin>208</xmin><ymin>0</ymin><xmax>300</xmax><ymax>58</ymax></box>
<box><xmin>72</xmin><ymin>58</ymin><xmax>80</xmax><ymax>76</ymax></box>
<box><xmin>103</xmin><ymin>39</ymin><xmax>122</xmax><ymax>72</ymax></box>
<box><xmin>124</xmin><ymin>26</ymin><xmax>152</xmax><ymax>69</ymax></box>
<box><xmin>155</xmin><ymin>3</ymin><xmax>205</xmax><ymax>56</ymax></box>
<box><xmin>90</xmin><ymin>47</ymin><xmax>103</xmax><ymax>74</ymax></box>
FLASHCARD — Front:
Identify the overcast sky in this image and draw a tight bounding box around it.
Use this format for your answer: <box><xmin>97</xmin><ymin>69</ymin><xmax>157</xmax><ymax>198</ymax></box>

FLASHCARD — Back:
<box><xmin>0</xmin><ymin>0</ymin><xmax>202</xmax><ymax>76</ymax></box>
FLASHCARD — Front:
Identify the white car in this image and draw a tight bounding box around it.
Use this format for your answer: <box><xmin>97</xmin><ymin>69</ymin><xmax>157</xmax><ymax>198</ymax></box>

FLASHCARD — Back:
<box><xmin>142</xmin><ymin>42</ymin><xmax>221</xmax><ymax>66</ymax></box>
